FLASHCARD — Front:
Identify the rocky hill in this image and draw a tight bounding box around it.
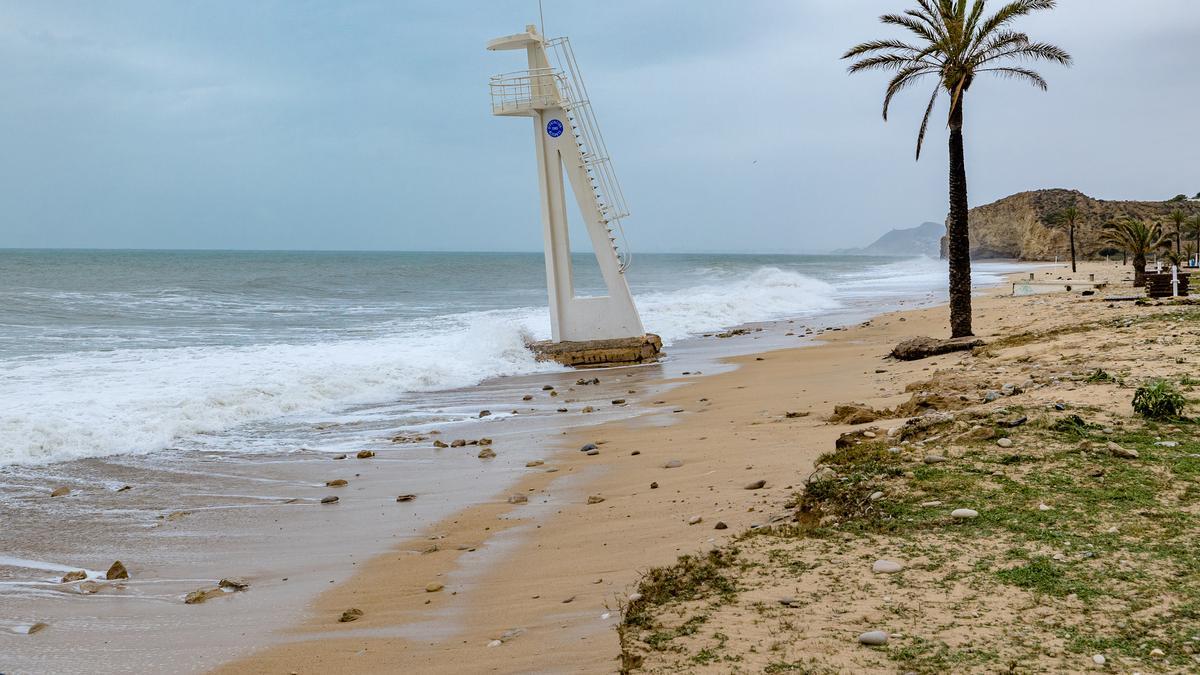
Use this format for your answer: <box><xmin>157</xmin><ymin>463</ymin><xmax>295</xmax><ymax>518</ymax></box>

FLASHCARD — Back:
<box><xmin>835</xmin><ymin>221</ymin><xmax>944</xmax><ymax>257</ymax></box>
<box><xmin>942</xmin><ymin>189</ymin><xmax>1200</xmax><ymax>260</ymax></box>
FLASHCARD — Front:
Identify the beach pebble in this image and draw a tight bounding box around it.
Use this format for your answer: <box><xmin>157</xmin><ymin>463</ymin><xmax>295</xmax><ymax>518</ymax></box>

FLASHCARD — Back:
<box><xmin>326</xmin><ymin>479</ymin><xmax>347</xmax><ymax>487</ymax></box>
<box><xmin>219</xmin><ymin>577</ymin><xmax>250</xmax><ymax>590</ymax></box>
<box><xmin>562</xmin><ymin>595</ymin><xmax>575</xmax><ymax>603</ymax></box>
<box><xmin>650</xmin><ymin>481</ymin><xmax>659</xmax><ymax>489</ymax></box>
<box><xmin>1150</xmin><ymin>647</ymin><xmax>1165</xmax><ymax>657</ymax></box>
<box><xmin>1038</xmin><ymin>503</ymin><xmax>1052</xmax><ymax>511</ymax></box>
<box><xmin>478</xmin><ymin>448</ymin><xmax>496</xmax><ymax>459</ymax></box>
<box><xmin>581</xmin><ymin>406</ymin><xmax>594</xmax><ymax>413</ymax></box>
<box><xmin>105</xmin><ymin>561</ymin><xmax>129</xmax><ymax>580</ymax></box>
<box><xmin>586</xmin><ymin>449</ymin><xmax>599</xmax><ymax>456</ymax></box>
<box><xmin>587</xmin><ymin>495</ymin><xmax>605</xmax><ymax>505</ymax></box>
<box><xmin>78</xmin><ymin>581</ymin><xmax>104</xmax><ymax>594</ymax></box>
<box><xmin>951</xmin><ymin>508</ymin><xmax>979</xmax><ymax>520</ymax></box>
<box><xmin>612</xmin><ymin>399</ymin><xmax>626</xmax><ymax>405</ymax></box>
<box><xmin>320</xmin><ymin>496</ymin><xmax>339</xmax><ymax>504</ymax></box>
<box><xmin>433</xmin><ymin>440</ymin><xmax>448</xmax><ymax>448</ymax></box>
<box><xmin>872</xmin><ymin>560</ymin><xmax>903</xmax><ymax>574</ymax></box>
<box><xmin>714</xmin><ymin>521</ymin><xmax>728</xmax><ymax>530</ymax></box>
<box><xmin>522</xmin><ymin>395</ymin><xmax>533</xmax><ymax>401</ymax></box>
<box><xmin>525</xmin><ymin>460</ymin><xmax>544</xmax><ymax>467</ymax></box>
<box><xmin>426</xmin><ymin>583</ymin><xmax>444</xmax><ymax>593</ymax></box>
<box><xmin>478</xmin><ymin>438</ymin><xmax>492</xmax><ymax>446</ymax></box>
<box><xmin>778</xmin><ymin>597</ymin><xmax>799</xmax><ymax>607</ymax></box>
<box><xmin>333</xmin><ymin>453</ymin><xmax>347</xmax><ymax>459</ymax></box>
<box><xmin>862</xmin><ymin>431</ymin><xmax>877</xmax><ymax>439</ymax></box>
<box><xmin>744</xmin><ymin>479</ymin><xmax>766</xmax><ymax>490</ymax></box>
<box><xmin>61</xmin><ymin>570</ymin><xmax>87</xmax><ymax>583</ymax></box>
<box><xmin>542</xmin><ymin>385</ymin><xmax>554</xmax><ymax>390</ymax></box>
<box><xmin>451</xmin><ymin>439</ymin><xmax>466</xmax><ymax>447</ymax></box>
<box><xmin>26</xmin><ymin>622</ymin><xmax>48</xmax><ymax>635</ymax></box>
<box><xmin>664</xmin><ymin>459</ymin><xmax>683</xmax><ymax>469</ymax></box>
<box><xmin>478</xmin><ymin>410</ymin><xmax>491</xmax><ymax>418</ymax></box>
<box><xmin>1107</xmin><ymin>441</ymin><xmax>1138</xmax><ymax>459</ymax></box>
<box><xmin>924</xmin><ymin>454</ymin><xmax>947</xmax><ymax>464</ymax></box>
<box><xmin>356</xmin><ymin>450</ymin><xmax>375</xmax><ymax>459</ymax></box>
<box><xmin>395</xmin><ymin>494</ymin><xmax>416</xmax><ymax>502</ymax></box>
<box><xmin>50</xmin><ymin>486</ymin><xmax>70</xmax><ymax>498</ymax></box>
<box><xmin>997</xmin><ymin>438</ymin><xmax>1014</xmax><ymax>448</ymax></box>
<box><xmin>184</xmin><ymin>587</ymin><xmax>224</xmax><ymax>605</ymax></box>
<box><xmin>579</xmin><ymin>443</ymin><xmax>598</xmax><ymax>452</ymax></box>
<box><xmin>1092</xmin><ymin>654</ymin><xmax>1105</xmax><ymax>665</ymax></box>
<box><xmin>487</xmin><ymin>639</ymin><xmax>502</xmax><ymax>648</ymax></box>
<box><xmin>507</xmin><ymin>494</ymin><xmax>528</xmax><ymax>504</ymax></box>
<box><xmin>869</xmin><ymin>491</ymin><xmax>884</xmax><ymax>501</ymax></box>
<box><xmin>338</xmin><ymin>608</ymin><xmax>363</xmax><ymax>622</ymax></box>
<box><xmin>687</xmin><ymin>515</ymin><xmax>703</xmax><ymax>525</ymax></box>
<box><xmin>858</xmin><ymin>630</ymin><xmax>889</xmax><ymax>646</ymax></box>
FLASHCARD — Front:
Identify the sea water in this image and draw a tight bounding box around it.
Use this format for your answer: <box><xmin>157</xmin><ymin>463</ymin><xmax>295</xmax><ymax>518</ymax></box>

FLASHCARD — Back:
<box><xmin>0</xmin><ymin>249</ymin><xmax>1024</xmax><ymax>467</ymax></box>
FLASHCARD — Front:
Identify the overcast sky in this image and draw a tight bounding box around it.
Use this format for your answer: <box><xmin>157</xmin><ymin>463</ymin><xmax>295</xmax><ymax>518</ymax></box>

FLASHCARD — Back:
<box><xmin>0</xmin><ymin>1</ymin><xmax>1197</xmax><ymax>253</ymax></box>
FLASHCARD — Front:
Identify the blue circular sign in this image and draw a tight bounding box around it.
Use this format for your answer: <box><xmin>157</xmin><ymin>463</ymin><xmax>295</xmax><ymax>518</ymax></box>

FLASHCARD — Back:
<box><xmin>546</xmin><ymin>119</ymin><xmax>564</xmax><ymax>138</ymax></box>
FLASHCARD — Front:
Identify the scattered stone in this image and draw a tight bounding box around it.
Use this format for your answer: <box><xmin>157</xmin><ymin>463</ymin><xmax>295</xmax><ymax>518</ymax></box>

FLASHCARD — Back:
<box><xmin>395</xmin><ymin>494</ymin><xmax>416</xmax><ymax>502</ymax></box>
<box><xmin>628</xmin><ymin>593</ymin><xmax>643</xmax><ymax>602</ymax></box>
<box><xmin>27</xmin><ymin>622</ymin><xmax>48</xmax><ymax>635</ymax></box>
<box><xmin>478</xmin><ymin>410</ymin><xmax>491</xmax><ymax>418</ymax></box>
<box><xmin>116</xmin><ymin>485</ymin><xmax>132</xmax><ymax>492</ymax></box>
<box><xmin>1107</xmin><ymin>441</ymin><xmax>1139</xmax><ymax>459</ymax></box>
<box><xmin>426</xmin><ymin>583</ymin><xmax>444</xmax><ymax>593</ymax></box>
<box><xmin>890</xmin><ymin>336</ymin><xmax>983</xmax><ymax>361</ymax></box>
<box><xmin>869</xmin><ymin>491</ymin><xmax>884</xmax><ymax>501</ymax></box>
<box><xmin>714</xmin><ymin>521</ymin><xmax>728</xmax><ymax>530</ymax></box>
<box><xmin>872</xmin><ymin>560</ymin><xmax>903</xmax><ymax>574</ymax></box>
<box><xmin>579</xmin><ymin>443</ymin><xmax>598</xmax><ymax>452</ymax></box>
<box><xmin>807</xmin><ymin>466</ymin><xmax>838</xmax><ymax>484</ymax></box>
<box><xmin>1038</xmin><ymin>503</ymin><xmax>1052</xmax><ymax>511</ymax></box>
<box><xmin>219</xmin><ymin>577</ymin><xmax>250</xmax><ymax>590</ymax></box>
<box><xmin>450</xmin><ymin>439</ymin><xmax>466</xmax><ymax>448</ymax></box>
<box><xmin>61</xmin><ymin>570</ymin><xmax>87</xmax><ymax>583</ymax></box>
<box><xmin>338</xmin><ymin>608</ymin><xmax>363</xmax><ymax>623</ymax></box>
<box><xmin>356</xmin><ymin>450</ymin><xmax>375</xmax><ymax>459</ymax></box>
<box><xmin>50</xmin><ymin>486</ymin><xmax>70</xmax><ymax>498</ymax></box>
<box><xmin>487</xmin><ymin>639</ymin><xmax>502</xmax><ymax>648</ymax></box>
<box><xmin>1091</xmin><ymin>654</ymin><xmax>1105</xmax><ymax>665</ymax></box>
<box><xmin>920</xmin><ymin>500</ymin><xmax>942</xmax><ymax>507</ymax></box>
<box><xmin>1150</xmin><ymin>647</ymin><xmax>1165</xmax><ymax>657</ymax></box>
<box><xmin>998</xmin><ymin>415</ymin><xmax>1028</xmax><ymax>428</ymax></box>
<box><xmin>612</xmin><ymin>399</ymin><xmax>626</xmax><ymax>405</ymax></box>
<box><xmin>326</xmin><ymin>479</ymin><xmax>348</xmax><ymax>487</ymax></box>
<box><xmin>778</xmin><ymin>597</ymin><xmax>799</xmax><ymax>607</ymax></box>
<box><xmin>587</xmin><ymin>495</ymin><xmax>605</xmax><ymax>505</ymax></box>
<box><xmin>997</xmin><ymin>437</ymin><xmax>1014</xmax><ymax>448</ymax></box>
<box><xmin>858</xmin><ymin>630</ymin><xmax>889</xmax><ymax>646</ymax></box>
<box><xmin>525</xmin><ymin>460</ymin><xmax>544</xmax><ymax>467</ymax></box>
<box><xmin>184</xmin><ymin>587</ymin><xmax>224</xmax><ymax>604</ymax></box>
<box><xmin>664</xmin><ymin>459</ymin><xmax>683</xmax><ymax>469</ymax></box>
<box><xmin>542</xmin><ymin>385</ymin><xmax>554</xmax><ymax>390</ymax></box>
<box><xmin>744</xmin><ymin>479</ymin><xmax>766</xmax><ymax>490</ymax></box>
<box><xmin>105</xmin><ymin>561</ymin><xmax>129</xmax><ymax>580</ymax></box>
<box><xmin>507</xmin><ymin>494</ymin><xmax>528</xmax><ymax>504</ymax></box>
<box><xmin>924</xmin><ymin>454</ymin><xmax>948</xmax><ymax>464</ymax></box>
<box><xmin>785</xmin><ymin>411</ymin><xmax>810</xmax><ymax>418</ymax></box>
<box><xmin>586</xmin><ymin>449</ymin><xmax>599</xmax><ymax>456</ymax></box>
<box><xmin>687</xmin><ymin>515</ymin><xmax>702</xmax><ymax>525</ymax></box>
<box><xmin>951</xmin><ymin>508</ymin><xmax>979</xmax><ymax>520</ymax></box>
<box><xmin>562</xmin><ymin>595</ymin><xmax>575</xmax><ymax>603</ymax></box>
<box><xmin>650</xmin><ymin>481</ymin><xmax>659</xmax><ymax>489</ymax></box>
<box><xmin>478</xmin><ymin>438</ymin><xmax>493</xmax><ymax>446</ymax></box>
<box><xmin>478</xmin><ymin>448</ymin><xmax>496</xmax><ymax>459</ymax></box>
<box><xmin>983</xmin><ymin>390</ymin><xmax>1002</xmax><ymax>403</ymax></box>
<box><xmin>333</xmin><ymin>454</ymin><xmax>347</xmax><ymax>460</ymax></box>
<box><xmin>522</xmin><ymin>395</ymin><xmax>533</xmax><ymax>401</ymax></box>
<box><xmin>829</xmin><ymin>403</ymin><xmax>883</xmax><ymax>425</ymax></box>
<box><xmin>78</xmin><ymin>581</ymin><xmax>104</xmax><ymax>594</ymax></box>
<box><xmin>321</xmin><ymin>496</ymin><xmax>339</xmax><ymax>504</ymax></box>
<box><xmin>581</xmin><ymin>406</ymin><xmax>594</xmax><ymax>413</ymax></box>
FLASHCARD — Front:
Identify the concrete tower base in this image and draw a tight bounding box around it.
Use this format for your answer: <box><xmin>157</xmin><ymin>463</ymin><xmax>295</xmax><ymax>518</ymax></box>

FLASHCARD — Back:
<box><xmin>527</xmin><ymin>334</ymin><xmax>662</xmax><ymax>369</ymax></box>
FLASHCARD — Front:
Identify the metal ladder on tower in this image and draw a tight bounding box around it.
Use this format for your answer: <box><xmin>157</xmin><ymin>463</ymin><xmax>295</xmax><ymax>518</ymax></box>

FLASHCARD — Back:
<box><xmin>546</xmin><ymin>37</ymin><xmax>633</xmax><ymax>272</ymax></box>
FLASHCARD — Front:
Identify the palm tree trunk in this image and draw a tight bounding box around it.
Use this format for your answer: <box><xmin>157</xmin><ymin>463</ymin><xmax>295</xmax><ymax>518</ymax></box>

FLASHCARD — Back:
<box><xmin>946</xmin><ymin>99</ymin><xmax>972</xmax><ymax>338</ymax></box>
<box><xmin>1133</xmin><ymin>253</ymin><xmax>1146</xmax><ymax>287</ymax></box>
<box><xmin>1069</xmin><ymin>224</ymin><xmax>1077</xmax><ymax>273</ymax></box>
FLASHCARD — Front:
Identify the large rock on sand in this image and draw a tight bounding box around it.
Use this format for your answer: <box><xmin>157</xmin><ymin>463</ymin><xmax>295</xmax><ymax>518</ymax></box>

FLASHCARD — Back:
<box><xmin>105</xmin><ymin>561</ymin><xmax>129</xmax><ymax>580</ymax></box>
<box><xmin>829</xmin><ymin>403</ymin><xmax>884</xmax><ymax>425</ymax></box>
<box><xmin>890</xmin><ymin>336</ymin><xmax>984</xmax><ymax>361</ymax></box>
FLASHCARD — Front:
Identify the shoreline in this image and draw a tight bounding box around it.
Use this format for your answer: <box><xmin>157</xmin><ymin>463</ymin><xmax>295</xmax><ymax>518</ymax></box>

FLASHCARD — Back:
<box><xmin>213</xmin><ymin>263</ymin><xmax>1078</xmax><ymax>673</ymax></box>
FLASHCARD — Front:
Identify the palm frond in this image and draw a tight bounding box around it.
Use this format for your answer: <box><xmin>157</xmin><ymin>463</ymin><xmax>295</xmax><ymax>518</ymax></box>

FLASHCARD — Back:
<box><xmin>842</xmin><ymin>39</ymin><xmax>925</xmax><ymax>59</ymax></box>
<box><xmin>977</xmin><ymin>66</ymin><xmax>1048</xmax><ymax>90</ymax></box>
<box><xmin>883</xmin><ymin>65</ymin><xmax>937</xmax><ymax>119</ymax></box>
<box><xmin>915</xmin><ymin>84</ymin><xmax>941</xmax><ymax>160</ymax></box>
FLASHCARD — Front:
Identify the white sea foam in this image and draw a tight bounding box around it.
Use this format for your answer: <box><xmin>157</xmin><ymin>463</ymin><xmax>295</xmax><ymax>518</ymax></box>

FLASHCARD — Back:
<box><xmin>0</xmin><ymin>259</ymin><xmax>1025</xmax><ymax>466</ymax></box>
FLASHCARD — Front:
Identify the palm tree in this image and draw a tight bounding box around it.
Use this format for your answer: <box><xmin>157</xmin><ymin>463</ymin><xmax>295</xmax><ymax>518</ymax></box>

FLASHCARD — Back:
<box><xmin>1169</xmin><ymin>209</ymin><xmax>1187</xmax><ymax>255</ymax></box>
<box><xmin>1047</xmin><ymin>203</ymin><xmax>1081</xmax><ymax>273</ymax></box>
<box><xmin>844</xmin><ymin>0</ymin><xmax>1071</xmax><ymax>338</ymax></box>
<box><xmin>1102</xmin><ymin>219</ymin><xmax>1169</xmax><ymax>287</ymax></box>
<box><xmin>1188</xmin><ymin>214</ymin><xmax>1200</xmax><ymax>267</ymax></box>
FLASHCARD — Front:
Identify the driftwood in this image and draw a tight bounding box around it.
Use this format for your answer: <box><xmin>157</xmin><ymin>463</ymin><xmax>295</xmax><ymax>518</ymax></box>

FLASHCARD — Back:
<box><xmin>890</xmin><ymin>336</ymin><xmax>984</xmax><ymax>361</ymax></box>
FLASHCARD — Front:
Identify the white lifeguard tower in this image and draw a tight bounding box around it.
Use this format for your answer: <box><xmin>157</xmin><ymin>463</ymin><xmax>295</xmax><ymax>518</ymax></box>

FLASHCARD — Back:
<box><xmin>488</xmin><ymin>25</ymin><xmax>661</xmax><ymax>367</ymax></box>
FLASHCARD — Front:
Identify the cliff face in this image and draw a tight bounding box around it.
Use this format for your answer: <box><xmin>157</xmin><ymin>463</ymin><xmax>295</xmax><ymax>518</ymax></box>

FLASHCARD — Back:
<box><xmin>940</xmin><ymin>189</ymin><xmax>1200</xmax><ymax>260</ymax></box>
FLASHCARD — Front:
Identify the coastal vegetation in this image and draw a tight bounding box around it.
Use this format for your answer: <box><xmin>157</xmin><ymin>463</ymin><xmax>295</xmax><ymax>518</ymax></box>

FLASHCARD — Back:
<box><xmin>1101</xmin><ymin>219</ymin><xmax>1168</xmax><ymax>287</ymax></box>
<box><xmin>843</xmin><ymin>0</ymin><xmax>1071</xmax><ymax>338</ymax></box>
<box><xmin>1046</xmin><ymin>203</ymin><xmax>1081</xmax><ymax>273</ymax></box>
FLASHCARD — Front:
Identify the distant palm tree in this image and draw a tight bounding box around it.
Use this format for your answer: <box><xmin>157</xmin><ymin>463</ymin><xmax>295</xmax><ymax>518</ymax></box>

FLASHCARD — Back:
<box><xmin>1188</xmin><ymin>214</ymin><xmax>1200</xmax><ymax>267</ymax></box>
<box><xmin>1169</xmin><ymin>209</ymin><xmax>1187</xmax><ymax>255</ymax></box>
<box><xmin>1102</xmin><ymin>219</ymin><xmax>1169</xmax><ymax>287</ymax></box>
<box><xmin>844</xmin><ymin>0</ymin><xmax>1071</xmax><ymax>338</ymax></box>
<box><xmin>1047</xmin><ymin>204</ymin><xmax>1081</xmax><ymax>273</ymax></box>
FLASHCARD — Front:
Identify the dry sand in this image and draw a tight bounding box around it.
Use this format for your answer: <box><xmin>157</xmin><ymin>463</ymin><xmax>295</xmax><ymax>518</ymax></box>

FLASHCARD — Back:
<box><xmin>218</xmin><ymin>261</ymin><xmax>1152</xmax><ymax>674</ymax></box>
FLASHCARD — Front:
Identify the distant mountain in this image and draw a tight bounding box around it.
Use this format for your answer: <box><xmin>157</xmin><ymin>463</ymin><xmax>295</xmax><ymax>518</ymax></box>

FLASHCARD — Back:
<box><xmin>833</xmin><ymin>221</ymin><xmax>945</xmax><ymax>257</ymax></box>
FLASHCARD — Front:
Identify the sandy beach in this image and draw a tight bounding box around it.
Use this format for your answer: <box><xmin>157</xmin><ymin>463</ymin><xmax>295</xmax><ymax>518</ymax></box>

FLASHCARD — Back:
<box><xmin>211</xmin><ymin>259</ymin><xmax>1200</xmax><ymax>674</ymax></box>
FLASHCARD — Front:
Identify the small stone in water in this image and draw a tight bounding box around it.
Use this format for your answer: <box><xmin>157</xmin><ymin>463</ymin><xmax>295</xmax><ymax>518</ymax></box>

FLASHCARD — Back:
<box><xmin>356</xmin><ymin>450</ymin><xmax>375</xmax><ymax>459</ymax></box>
<box><xmin>395</xmin><ymin>494</ymin><xmax>416</xmax><ymax>502</ymax></box>
<box><xmin>321</xmin><ymin>496</ymin><xmax>339</xmax><ymax>504</ymax></box>
<box><xmin>507</xmin><ymin>494</ymin><xmax>528</xmax><ymax>504</ymax></box>
<box><xmin>105</xmin><ymin>561</ymin><xmax>129</xmax><ymax>580</ymax></box>
<box><xmin>326</xmin><ymin>479</ymin><xmax>347</xmax><ymax>487</ymax></box>
<box><xmin>50</xmin><ymin>486</ymin><xmax>70</xmax><ymax>498</ymax></box>
<box><xmin>478</xmin><ymin>448</ymin><xmax>496</xmax><ymax>459</ymax></box>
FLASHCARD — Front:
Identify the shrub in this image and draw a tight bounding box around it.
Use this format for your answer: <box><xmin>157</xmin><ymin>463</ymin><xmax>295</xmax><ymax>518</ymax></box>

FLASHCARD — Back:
<box><xmin>1132</xmin><ymin>379</ymin><xmax>1188</xmax><ymax>420</ymax></box>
